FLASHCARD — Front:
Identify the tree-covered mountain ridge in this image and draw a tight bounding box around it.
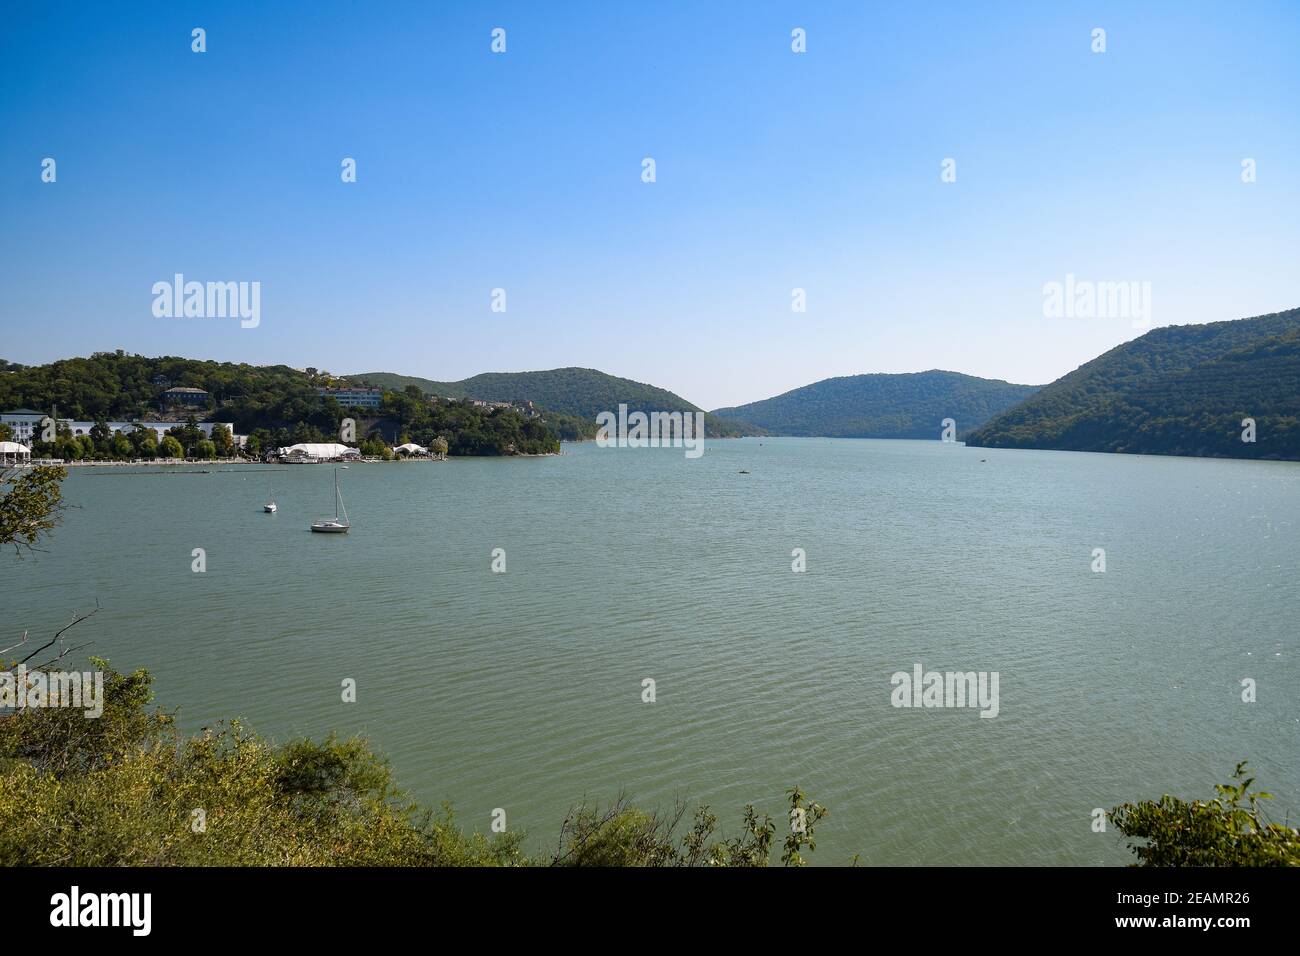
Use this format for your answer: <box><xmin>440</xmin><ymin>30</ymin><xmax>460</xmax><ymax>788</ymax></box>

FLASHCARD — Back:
<box><xmin>711</xmin><ymin>370</ymin><xmax>1040</xmax><ymax>439</ymax></box>
<box><xmin>965</xmin><ymin>307</ymin><xmax>1300</xmax><ymax>460</ymax></box>
<box><xmin>347</xmin><ymin>367</ymin><xmax>764</xmax><ymax>438</ymax></box>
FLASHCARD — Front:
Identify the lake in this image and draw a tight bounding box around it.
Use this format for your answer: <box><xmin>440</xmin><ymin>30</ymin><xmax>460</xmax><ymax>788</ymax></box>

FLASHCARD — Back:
<box><xmin>5</xmin><ymin>438</ymin><xmax>1297</xmax><ymax>865</ymax></box>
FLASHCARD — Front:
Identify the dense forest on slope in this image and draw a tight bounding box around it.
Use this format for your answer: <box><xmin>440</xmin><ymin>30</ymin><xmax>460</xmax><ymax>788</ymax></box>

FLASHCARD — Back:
<box><xmin>711</xmin><ymin>371</ymin><xmax>1039</xmax><ymax>439</ymax></box>
<box><xmin>0</xmin><ymin>353</ymin><xmax>560</xmax><ymax>457</ymax></box>
<box><xmin>0</xmin><ymin>353</ymin><xmax>325</xmax><ymax>427</ymax></box>
<box><xmin>349</xmin><ymin>367</ymin><xmax>764</xmax><ymax>438</ymax></box>
<box><xmin>964</xmin><ymin>308</ymin><xmax>1300</xmax><ymax>460</ymax></box>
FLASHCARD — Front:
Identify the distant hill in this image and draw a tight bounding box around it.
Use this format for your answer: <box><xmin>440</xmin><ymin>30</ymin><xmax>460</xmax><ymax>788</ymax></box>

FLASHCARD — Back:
<box><xmin>348</xmin><ymin>367</ymin><xmax>764</xmax><ymax>438</ymax></box>
<box><xmin>965</xmin><ymin>307</ymin><xmax>1300</xmax><ymax>460</ymax></box>
<box><xmin>711</xmin><ymin>370</ymin><xmax>1039</xmax><ymax>439</ymax></box>
<box><xmin>346</xmin><ymin>372</ymin><xmax>470</xmax><ymax>401</ymax></box>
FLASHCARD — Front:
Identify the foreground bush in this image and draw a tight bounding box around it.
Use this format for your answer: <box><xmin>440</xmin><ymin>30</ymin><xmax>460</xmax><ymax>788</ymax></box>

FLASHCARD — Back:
<box><xmin>1109</xmin><ymin>762</ymin><xmax>1300</xmax><ymax>866</ymax></box>
<box><xmin>0</xmin><ymin>660</ymin><xmax>824</xmax><ymax>866</ymax></box>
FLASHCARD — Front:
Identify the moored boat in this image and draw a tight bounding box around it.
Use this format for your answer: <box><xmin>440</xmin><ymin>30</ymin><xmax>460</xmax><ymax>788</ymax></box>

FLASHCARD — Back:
<box><xmin>310</xmin><ymin>468</ymin><xmax>349</xmax><ymax>533</ymax></box>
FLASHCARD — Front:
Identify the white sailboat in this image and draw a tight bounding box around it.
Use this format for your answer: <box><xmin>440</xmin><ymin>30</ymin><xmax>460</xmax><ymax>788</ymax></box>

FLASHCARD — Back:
<box><xmin>310</xmin><ymin>468</ymin><xmax>349</xmax><ymax>533</ymax></box>
<box><xmin>263</xmin><ymin>471</ymin><xmax>277</xmax><ymax>513</ymax></box>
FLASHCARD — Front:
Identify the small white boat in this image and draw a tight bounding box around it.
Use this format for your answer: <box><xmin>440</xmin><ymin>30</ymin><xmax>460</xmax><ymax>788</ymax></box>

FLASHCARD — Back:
<box><xmin>264</xmin><ymin>502</ymin><xmax>277</xmax><ymax>513</ymax></box>
<box><xmin>263</xmin><ymin>472</ymin><xmax>276</xmax><ymax>512</ymax></box>
<box><xmin>310</xmin><ymin>468</ymin><xmax>349</xmax><ymax>533</ymax></box>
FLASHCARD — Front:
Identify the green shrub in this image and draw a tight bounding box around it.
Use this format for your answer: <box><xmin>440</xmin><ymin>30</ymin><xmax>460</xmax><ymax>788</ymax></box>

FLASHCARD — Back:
<box><xmin>1109</xmin><ymin>762</ymin><xmax>1300</xmax><ymax>866</ymax></box>
<box><xmin>0</xmin><ymin>659</ymin><xmax>825</xmax><ymax>867</ymax></box>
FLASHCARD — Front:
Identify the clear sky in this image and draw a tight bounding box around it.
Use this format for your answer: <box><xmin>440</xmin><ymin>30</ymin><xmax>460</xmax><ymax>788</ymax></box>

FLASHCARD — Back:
<box><xmin>2</xmin><ymin>1</ymin><xmax>1297</xmax><ymax>410</ymax></box>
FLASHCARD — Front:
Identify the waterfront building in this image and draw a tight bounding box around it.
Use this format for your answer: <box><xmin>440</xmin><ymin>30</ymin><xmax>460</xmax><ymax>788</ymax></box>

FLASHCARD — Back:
<box><xmin>2</xmin><ymin>412</ymin><xmax>244</xmax><ymax>449</ymax></box>
<box><xmin>276</xmin><ymin>442</ymin><xmax>361</xmax><ymax>462</ymax></box>
<box><xmin>0</xmin><ymin>441</ymin><xmax>31</xmax><ymax>466</ymax></box>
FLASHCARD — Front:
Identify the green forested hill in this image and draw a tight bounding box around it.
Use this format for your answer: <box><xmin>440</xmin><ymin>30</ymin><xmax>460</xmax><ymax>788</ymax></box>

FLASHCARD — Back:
<box><xmin>347</xmin><ymin>371</ymin><xmax>471</xmax><ymax>400</ymax></box>
<box><xmin>349</xmin><ymin>367</ymin><xmax>763</xmax><ymax>437</ymax></box>
<box><xmin>0</xmin><ymin>353</ymin><xmax>326</xmax><ymax>427</ymax></box>
<box><xmin>964</xmin><ymin>307</ymin><xmax>1300</xmax><ymax>460</ymax></box>
<box><xmin>0</xmin><ymin>353</ymin><xmax>560</xmax><ymax>457</ymax></box>
<box><xmin>711</xmin><ymin>370</ymin><xmax>1039</xmax><ymax>439</ymax></box>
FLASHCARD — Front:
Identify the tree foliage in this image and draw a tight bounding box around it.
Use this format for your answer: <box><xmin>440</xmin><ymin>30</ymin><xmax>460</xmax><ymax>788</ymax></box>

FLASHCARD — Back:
<box><xmin>371</xmin><ymin>389</ymin><xmax>559</xmax><ymax>455</ymax></box>
<box><xmin>352</xmin><ymin>367</ymin><xmax>763</xmax><ymax>438</ymax></box>
<box><xmin>551</xmin><ymin>786</ymin><xmax>825</xmax><ymax>867</ymax></box>
<box><xmin>0</xmin><ymin>661</ymin><xmax>528</xmax><ymax>866</ymax></box>
<box><xmin>967</xmin><ymin>308</ymin><xmax>1300</xmax><ymax>460</ymax></box>
<box><xmin>0</xmin><ymin>658</ymin><xmax>827</xmax><ymax>867</ymax></box>
<box><xmin>1109</xmin><ymin>762</ymin><xmax>1300</xmax><ymax>866</ymax></box>
<box><xmin>0</xmin><ymin>465</ymin><xmax>66</xmax><ymax>556</ymax></box>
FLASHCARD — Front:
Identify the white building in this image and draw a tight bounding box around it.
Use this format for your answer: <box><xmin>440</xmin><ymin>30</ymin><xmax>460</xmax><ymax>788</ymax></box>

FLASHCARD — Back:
<box><xmin>0</xmin><ymin>441</ymin><xmax>31</xmax><ymax>466</ymax></box>
<box><xmin>276</xmin><ymin>442</ymin><xmax>360</xmax><ymax>462</ymax></box>
<box><xmin>66</xmin><ymin>421</ymin><xmax>224</xmax><ymax>441</ymax></box>
<box><xmin>3</xmin><ymin>411</ymin><xmax>229</xmax><ymax>441</ymax></box>
<box><xmin>0</xmin><ymin>410</ymin><xmax>43</xmax><ymax>444</ymax></box>
<box><xmin>1</xmin><ymin>411</ymin><xmax>246</xmax><ymax>450</ymax></box>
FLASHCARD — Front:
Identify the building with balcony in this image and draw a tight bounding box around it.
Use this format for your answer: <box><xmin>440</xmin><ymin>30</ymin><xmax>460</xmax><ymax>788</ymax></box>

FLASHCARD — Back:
<box><xmin>316</xmin><ymin>386</ymin><xmax>384</xmax><ymax>409</ymax></box>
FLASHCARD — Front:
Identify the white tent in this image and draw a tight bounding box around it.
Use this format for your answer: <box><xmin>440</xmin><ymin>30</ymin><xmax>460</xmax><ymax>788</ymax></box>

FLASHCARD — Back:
<box><xmin>0</xmin><ymin>441</ymin><xmax>31</xmax><ymax>465</ymax></box>
<box><xmin>394</xmin><ymin>442</ymin><xmax>428</xmax><ymax>456</ymax></box>
<box><xmin>277</xmin><ymin>442</ymin><xmax>359</xmax><ymax>460</ymax></box>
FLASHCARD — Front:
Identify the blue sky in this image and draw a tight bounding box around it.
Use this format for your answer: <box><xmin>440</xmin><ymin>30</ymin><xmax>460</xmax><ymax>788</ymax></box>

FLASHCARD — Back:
<box><xmin>2</xmin><ymin>1</ymin><xmax>1297</xmax><ymax>410</ymax></box>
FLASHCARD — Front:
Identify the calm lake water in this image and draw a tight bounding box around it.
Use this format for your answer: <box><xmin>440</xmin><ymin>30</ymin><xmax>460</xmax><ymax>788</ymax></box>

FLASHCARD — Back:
<box><xmin>5</xmin><ymin>438</ymin><xmax>1297</xmax><ymax>865</ymax></box>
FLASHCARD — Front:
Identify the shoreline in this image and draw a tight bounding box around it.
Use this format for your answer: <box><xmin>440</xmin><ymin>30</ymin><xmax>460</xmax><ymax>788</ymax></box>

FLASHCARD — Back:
<box><xmin>46</xmin><ymin>452</ymin><xmax>558</xmax><ymax>468</ymax></box>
